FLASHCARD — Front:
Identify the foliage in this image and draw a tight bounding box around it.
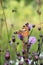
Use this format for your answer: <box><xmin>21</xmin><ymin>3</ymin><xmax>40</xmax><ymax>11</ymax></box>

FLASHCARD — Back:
<box><xmin>25</xmin><ymin>0</ymin><xmax>33</xmax><ymax>6</ymax></box>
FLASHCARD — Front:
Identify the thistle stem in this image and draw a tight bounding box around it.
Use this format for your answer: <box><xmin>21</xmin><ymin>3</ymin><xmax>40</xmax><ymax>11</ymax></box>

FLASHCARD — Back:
<box><xmin>1</xmin><ymin>1</ymin><xmax>9</xmax><ymax>42</ymax></box>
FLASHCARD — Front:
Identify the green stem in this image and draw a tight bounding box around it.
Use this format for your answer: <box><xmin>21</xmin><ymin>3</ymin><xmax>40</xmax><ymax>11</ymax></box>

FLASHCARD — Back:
<box><xmin>1</xmin><ymin>1</ymin><xmax>9</xmax><ymax>42</ymax></box>
<box><xmin>0</xmin><ymin>21</ymin><xmax>2</xmax><ymax>39</ymax></box>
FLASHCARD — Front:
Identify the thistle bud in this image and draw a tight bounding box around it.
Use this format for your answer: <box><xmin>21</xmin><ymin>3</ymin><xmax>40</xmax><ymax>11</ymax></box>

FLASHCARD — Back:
<box><xmin>5</xmin><ymin>50</ymin><xmax>10</xmax><ymax>60</ymax></box>
<box><xmin>32</xmin><ymin>24</ymin><xmax>35</xmax><ymax>28</ymax></box>
<box><xmin>38</xmin><ymin>27</ymin><xmax>41</xmax><ymax>31</ymax></box>
<box><xmin>37</xmin><ymin>10</ymin><xmax>41</xmax><ymax>15</ymax></box>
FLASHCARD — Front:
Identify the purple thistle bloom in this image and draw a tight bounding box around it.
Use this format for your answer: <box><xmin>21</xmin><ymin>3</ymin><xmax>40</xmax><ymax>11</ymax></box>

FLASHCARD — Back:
<box><xmin>28</xmin><ymin>24</ymin><xmax>32</xmax><ymax>30</ymax></box>
<box><xmin>5</xmin><ymin>51</ymin><xmax>10</xmax><ymax>60</ymax></box>
<box><xmin>4</xmin><ymin>62</ymin><xmax>8</xmax><ymax>65</ymax></box>
<box><xmin>18</xmin><ymin>56</ymin><xmax>21</xmax><ymax>60</ymax></box>
<box><xmin>28</xmin><ymin>59</ymin><xmax>32</xmax><ymax>65</ymax></box>
<box><xmin>29</xmin><ymin>36</ymin><xmax>37</xmax><ymax>44</ymax></box>
<box><xmin>19</xmin><ymin>62</ymin><xmax>23</xmax><ymax>65</ymax></box>
<box><xmin>18</xmin><ymin>34</ymin><xmax>23</xmax><ymax>40</ymax></box>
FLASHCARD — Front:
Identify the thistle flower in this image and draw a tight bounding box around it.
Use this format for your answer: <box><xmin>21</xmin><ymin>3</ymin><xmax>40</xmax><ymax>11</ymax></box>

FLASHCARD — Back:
<box><xmin>19</xmin><ymin>62</ymin><xmax>23</xmax><ymax>65</ymax></box>
<box><xmin>22</xmin><ymin>49</ymin><xmax>26</xmax><ymax>55</ymax></box>
<box><xmin>39</xmin><ymin>34</ymin><xmax>43</xmax><ymax>38</ymax></box>
<box><xmin>12</xmin><ymin>9</ymin><xmax>17</xmax><ymax>12</ymax></box>
<box><xmin>18</xmin><ymin>56</ymin><xmax>21</xmax><ymax>60</ymax></box>
<box><xmin>12</xmin><ymin>36</ymin><xmax>16</xmax><ymax>42</ymax></box>
<box><xmin>38</xmin><ymin>39</ymin><xmax>40</xmax><ymax>42</ymax></box>
<box><xmin>37</xmin><ymin>10</ymin><xmax>41</xmax><ymax>15</ymax></box>
<box><xmin>29</xmin><ymin>36</ymin><xmax>37</xmax><ymax>44</ymax></box>
<box><xmin>28</xmin><ymin>24</ymin><xmax>32</xmax><ymax>30</ymax></box>
<box><xmin>34</xmin><ymin>55</ymin><xmax>39</xmax><ymax>61</ymax></box>
<box><xmin>27</xmin><ymin>44</ymin><xmax>31</xmax><ymax>51</ymax></box>
<box><xmin>25</xmin><ymin>23</ymin><xmax>32</xmax><ymax>31</ymax></box>
<box><xmin>23</xmin><ymin>56</ymin><xmax>25</xmax><ymax>59</ymax></box>
<box><xmin>5</xmin><ymin>50</ymin><xmax>10</xmax><ymax>60</ymax></box>
<box><xmin>28</xmin><ymin>59</ymin><xmax>32</xmax><ymax>65</ymax></box>
<box><xmin>18</xmin><ymin>34</ymin><xmax>23</xmax><ymax>40</ymax></box>
<box><xmin>25</xmin><ymin>23</ymin><xmax>29</xmax><ymax>26</ymax></box>
<box><xmin>16</xmin><ymin>52</ymin><xmax>20</xmax><ymax>57</ymax></box>
<box><xmin>24</xmin><ymin>59</ymin><xmax>28</xmax><ymax>63</ymax></box>
<box><xmin>17</xmin><ymin>42</ymin><xmax>19</xmax><ymax>45</ymax></box>
<box><xmin>25</xmin><ymin>42</ymin><xmax>28</xmax><ymax>45</ymax></box>
<box><xmin>14</xmin><ymin>31</ymin><xmax>17</xmax><ymax>34</ymax></box>
<box><xmin>38</xmin><ymin>27</ymin><xmax>41</xmax><ymax>31</ymax></box>
<box><xmin>32</xmin><ymin>24</ymin><xmax>35</xmax><ymax>28</ymax></box>
<box><xmin>4</xmin><ymin>62</ymin><xmax>8</xmax><ymax>65</ymax></box>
